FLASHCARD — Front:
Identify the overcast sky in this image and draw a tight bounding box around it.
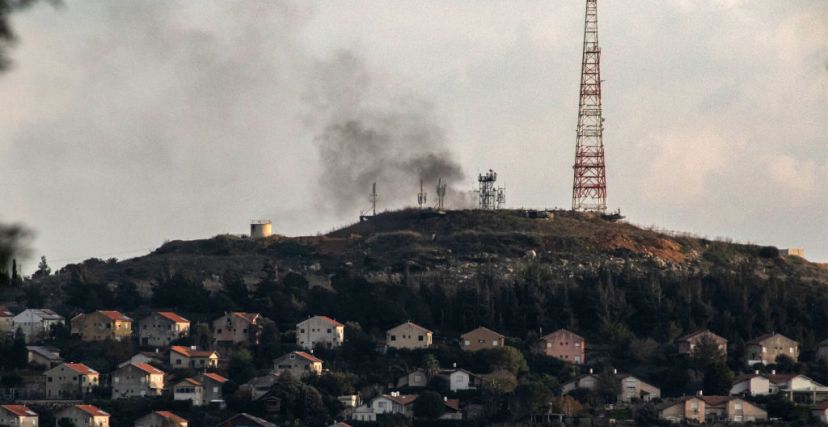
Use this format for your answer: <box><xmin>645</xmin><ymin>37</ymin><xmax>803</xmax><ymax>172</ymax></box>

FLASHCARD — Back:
<box><xmin>1</xmin><ymin>0</ymin><xmax>826</xmax><ymax>272</ymax></box>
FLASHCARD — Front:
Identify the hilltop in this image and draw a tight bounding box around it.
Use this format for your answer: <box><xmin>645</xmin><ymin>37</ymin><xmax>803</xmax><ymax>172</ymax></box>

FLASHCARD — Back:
<box><xmin>6</xmin><ymin>209</ymin><xmax>825</xmax><ymax>343</ymax></box>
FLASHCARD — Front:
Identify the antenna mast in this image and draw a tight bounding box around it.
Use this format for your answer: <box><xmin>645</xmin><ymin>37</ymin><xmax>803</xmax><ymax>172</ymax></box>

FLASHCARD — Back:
<box><xmin>571</xmin><ymin>0</ymin><xmax>607</xmax><ymax>212</ymax></box>
<box><xmin>435</xmin><ymin>178</ymin><xmax>447</xmax><ymax>210</ymax></box>
<box><xmin>417</xmin><ymin>180</ymin><xmax>427</xmax><ymax>209</ymax></box>
<box><xmin>370</xmin><ymin>182</ymin><xmax>377</xmax><ymax>216</ymax></box>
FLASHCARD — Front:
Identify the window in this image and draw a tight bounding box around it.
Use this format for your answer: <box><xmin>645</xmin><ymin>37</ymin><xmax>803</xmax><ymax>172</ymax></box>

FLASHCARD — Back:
<box><xmin>418</xmin><ymin>335</ymin><xmax>424</xmax><ymax>341</ymax></box>
<box><xmin>464</xmin><ymin>340</ymin><xmax>470</xmax><ymax>346</ymax></box>
<box><xmin>327</xmin><ymin>328</ymin><xmax>332</xmax><ymax>333</ymax></box>
<box><xmin>391</xmin><ymin>335</ymin><xmax>397</xmax><ymax>341</ymax></box>
<box><xmin>492</xmin><ymin>340</ymin><xmax>498</xmax><ymax>346</ymax></box>
<box><xmin>300</xmin><ymin>329</ymin><xmax>305</xmax><ymax>333</ymax></box>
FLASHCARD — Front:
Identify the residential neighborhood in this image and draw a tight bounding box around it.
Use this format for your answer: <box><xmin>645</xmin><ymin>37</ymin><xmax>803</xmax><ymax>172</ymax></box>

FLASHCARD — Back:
<box><xmin>1</xmin><ymin>295</ymin><xmax>825</xmax><ymax>426</ymax></box>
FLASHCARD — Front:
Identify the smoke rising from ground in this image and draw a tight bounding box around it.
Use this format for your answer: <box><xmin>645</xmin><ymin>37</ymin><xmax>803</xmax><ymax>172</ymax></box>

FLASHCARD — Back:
<box><xmin>308</xmin><ymin>53</ymin><xmax>470</xmax><ymax>213</ymax></box>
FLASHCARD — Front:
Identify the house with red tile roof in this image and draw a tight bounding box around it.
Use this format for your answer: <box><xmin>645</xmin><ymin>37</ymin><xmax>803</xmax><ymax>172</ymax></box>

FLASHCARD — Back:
<box><xmin>138</xmin><ymin>312</ymin><xmax>190</xmax><ymax>347</ymax></box>
<box><xmin>296</xmin><ymin>315</ymin><xmax>345</xmax><ymax>350</ymax></box>
<box><xmin>170</xmin><ymin>345</ymin><xmax>219</xmax><ymax>369</ymax></box>
<box><xmin>173</xmin><ymin>378</ymin><xmax>204</xmax><ymax>405</ymax></box>
<box><xmin>273</xmin><ymin>351</ymin><xmax>323</xmax><ymax>379</ymax></box>
<box><xmin>0</xmin><ymin>404</ymin><xmax>38</xmax><ymax>427</ymax></box>
<box><xmin>44</xmin><ymin>362</ymin><xmax>100</xmax><ymax>399</ymax></box>
<box><xmin>212</xmin><ymin>312</ymin><xmax>263</xmax><ymax>344</ymax></box>
<box><xmin>55</xmin><ymin>405</ymin><xmax>110</xmax><ymax>427</ymax></box>
<box><xmin>675</xmin><ymin>330</ymin><xmax>728</xmax><ymax>356</ymax></box>
<box><xmin>71</xmin><ymin>310</ymin><xmax>133</xmax><ymax>342</ymax></box>
<box><xmin>198</xmin><ymin>372</ymin><xmax>228</xmax><ymax>405</ymax></box>
<box><xmin>535</xmin><ymin>329</ymin><xmax>585</xmax><ymax>364</ymax></box>
<box><xmin>135</xmin><ymin>411</ymin><xmax>188</xmax><ymax>427</ymax></box>
<box><xmin>111</xmin><ymin>362</ymin><xmax>165</xmax><ymax>399</ymax></box>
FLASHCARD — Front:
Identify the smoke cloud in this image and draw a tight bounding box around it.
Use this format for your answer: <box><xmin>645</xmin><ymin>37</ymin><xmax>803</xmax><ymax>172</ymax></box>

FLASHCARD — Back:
<box><xmin>308</xmin><ymin>52</ymin><xmax>470</xmax><ymax>213</ymax></box>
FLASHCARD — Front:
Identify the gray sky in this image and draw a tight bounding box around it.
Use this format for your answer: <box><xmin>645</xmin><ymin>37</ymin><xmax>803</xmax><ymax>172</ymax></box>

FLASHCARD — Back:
<box><xmin>1</xmin><ymin>0</ymin><xmax>826</xmax><ymax>272</ymax></box>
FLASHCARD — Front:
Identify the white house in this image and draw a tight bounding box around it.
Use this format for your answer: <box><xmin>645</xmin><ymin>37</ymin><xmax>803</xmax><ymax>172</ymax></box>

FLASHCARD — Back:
<box><xmin>173</xmin><ymin>378</ymin><xmax>204</xmax><ymax>405</ymax></box>
<box><xmin>296</xmin><ymin>315</ymin><xmax>345</xmax><ymax>350</ymax></box>
<box><xmin>446</xmin><ymin>369</ymin><xmax>478</xmax><ymax>392</ymax></box>
<box><xmin>12</xmin><ymin>309</ymin><xmax>65</xmax><ymax>343</ymax></box>
<box><xmin>730</xmin><ymin>373</ymin><xmax>770</xmax><ymax>396</ymax></box>
<box><xmin>351</xmin><ymin>392</ymin><xmax>417</xmax><ymax>422</ymax></box>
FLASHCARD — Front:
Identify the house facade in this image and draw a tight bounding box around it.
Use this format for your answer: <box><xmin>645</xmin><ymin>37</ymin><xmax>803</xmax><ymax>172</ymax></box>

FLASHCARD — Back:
<box><xmin>0</xmin><ymin>306</ymin><xmax>13</xmax><ymax>334</ymax></box>
<box><xmin>55</xmin><ymin>405</ymin><xmax>110</xmax><ymax>427</ymax></box>
<box><xmin>767</xmin><ymin>373</ymin><xmax>828</xmax><ymax>401</ymax></box>
<box><xmin>199</xmin><ymin>373</ymin><xmax>228</xmax><ymax>405</ymax></box>
<box><xmin>812</xmin><ymin>401</ymin><xmax>828</xmax><ymax>424</ymax></box>
<box><xmin>745</xmin><ymin>333</ymin><xmax>799</xmax><ymax>365</ymax></box>
<box><xmin>386</xmin><ymin>322</ymin><xmax>433</xmax><ymax>350</ymax></box>
<box><xmin>12</xmin><ymin>309</ymin><xmax>65</xmax><ymax>343</ymax></box>
<box><xmin>212</xmin><ymin>312</ymin><xmax>262</xmax><ymax>344</ymax></box>
<box><xmin>169</xmin><ymin>346</ymin><xmax>219</xmax><ymax>369</ymax></box>
<box><xmin>396</xmin><ymin>369</ymin><xmax>428</xmax><ymax>389</ymax></box>
<box><xmin>27</xmin><ymin>345</ymin><xmax>62</xmax><ymax>368</ymax></box>
<box><xmin>138</xmin><ymin>312</ymin><xmax>190</xmax><ymax>347</ymax></box>
<box><xmin>701</xmin><ymin>396</ymin><xmax>767</xmax><ymax>423</ymax></box>
<box><xmin>173</xmin><ymin>378</ymin><xmax>204</xmax><ymax>405</ymax></box>
<box><xmin>215</xmin><ymin>413</ymin><xmax>277</xmax><ymax>427</ymax></box>
<box><xmin>460</xmin><ymin>327</ymin><xmax>504</xmax><ymax>352</ymax></box>
<box><xmin>618</xmin><ymin>375</ymin><xmax>661</xmax><ymax>402</ymax></box>
<box><xmin>71</xmin><ymin>310</ymin><xmax>133</xmax><ymax>342</ymax></box>
<box><xmin>730</xmin><ymin>373</ymin><xmax>770</xmax><ymax>396</ymax></box>
<box><xmin>676</xmin><ymin>330</ymin><xmax>728</xmax><ymax>356</ymax></box>
<box><xmin>112</xmin><ymin>363</ymin><xmax>165</xmax><ymax>399</ymax></box>
<box><xmin>273</xmin><ymin>351</ymin><xmax>323</xmax><ymax>379</ymax></box>
<box><xmin>536</xmin><ymin>329</ymin><xmax>585</xmax><ymax>364</ymax></box>
<box><xmin>44</xmin><ymin>362</ymin><xmax>99</xmax><ymax>399</ymax></box>
<box><xmin>351</xmin><ymin>392</ymin><xmax>417</xmax><ymax>422</ymax></box>
<box><xmin>0</xmin><ymin>404</ymin><xmax>38</xmax><ymax>427</ymax></box>
<box><xmin>659</xmin><ymin>397</ymin><xmax>705</xmax><ymax>423</ymax></box>
<box><xmin>561</xmin><ymin>374</ymin><xmax>599</xmax><ymax>394</ymax></box>
<box><xmin>446</xmin><ymin>369</ymin><xmax>479</xmax><ymax>392</ymax></box>
<box><xmin>134</xmin><ymin>411</ymin><xmax>188</xmax><ymax>427</ymax></box>
<box><xmin>296</xmin><ymin>315</ymin><xmax>345</xmax><ymax>350</ymax></box>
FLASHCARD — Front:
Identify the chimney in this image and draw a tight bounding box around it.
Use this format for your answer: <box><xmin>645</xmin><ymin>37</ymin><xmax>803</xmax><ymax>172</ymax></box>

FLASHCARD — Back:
<box><xmin>754</xmin><ymin>370</ymin><xmax>759</xmax><ymax>375</ymax></box>
<box><xmin>444</xmin><ymin>396</ymin><xmax>447</xmax><ymax>402</ymax></box>
<box><xmin>613</xmin><ymin>368</ymin><xmax>617</xmax><ymax>375</ymax></box>
<box><xmin>452</xmin><ymin>362</ymin><xmax>457</xmax><ymax>368</ymax></box>
<box><xmin>589</xmin><ymin>368</ymin><xmax>593</xmax><ymax>374</ymax></box>
<box><xmin>771</xmin><ymin>369</ymin><xmax>776</xmax><ymax>375</ymax></box>
<box><xmin>190</xmin><ymin>345</ymin><xmax>197</xmax><ymax>350</ymax></box>
<box><xmin>697</xmin><ymin>390</ymin><xmax>703</xmax><ymax>396</ymax></box>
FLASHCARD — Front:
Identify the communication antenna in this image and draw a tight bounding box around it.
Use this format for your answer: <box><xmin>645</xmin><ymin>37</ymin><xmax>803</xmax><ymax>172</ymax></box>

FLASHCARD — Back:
<box><xmin>417</xmin><ymin>180</ymin><xmax>427</xmax><ymax>209</ymax></box>
<box><xmin>360</xmin><ymin>182</ymin><xmax>378</xmax><ymax>221</ymax></box>
<box><xmin>571</xmin><ymin>0</ymin><xmax>608</xmax><ymax>212</ymax></box>
<box><xmin>435</xmin><ymin>178</ymin><xmax>447</xmax><ymax>210</ymax></box>
<box><xmin>478</xmin><ymin>170</ymin><xmax>504</xmax><ymax>210</ymax></box>
<box><xmin>370</xmin><ymin>182</ymin><xmax>378</xmax><ymax>216</ymax></box>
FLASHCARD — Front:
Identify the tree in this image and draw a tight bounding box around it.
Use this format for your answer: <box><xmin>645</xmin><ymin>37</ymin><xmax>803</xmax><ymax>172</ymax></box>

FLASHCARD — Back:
<box><xmin>550</xmin><ymin>396</ymin><xmax>583</xmax><ymax>416</ymax></box>
<box><xmin>228</xmin><ymin>349</ymin><xmax>255</xmax><ymax>383</ymax></box>
<box><xmin>413</xmin><ymin>391</ymin><xmax>445</xmax><ymax>419</ymax></box>
<box><xmin>481</xmin><ymin>346</ymin><xmax>528</xmax><ymax>375</ymax></box>
<box><xmin>422</xmin><ymin>354</ymin><xmax>439</xmax><ymax>377</ymax></box>
<box><xmin>32</xmin><ymin>255</ymin><xmax>50</xmax><ymax>278</ymax></box>
<box><xmin>702</xmin><ymin>362</ymin><xmax>734</xmax><ymax>395</ymax></box>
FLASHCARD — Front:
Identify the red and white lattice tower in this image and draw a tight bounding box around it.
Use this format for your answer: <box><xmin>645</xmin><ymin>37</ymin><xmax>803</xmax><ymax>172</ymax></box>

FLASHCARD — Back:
<box><xmin>571</xmin><ymin>0</ymin><xmax>607</xmax><ymax>212</ymax></box>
